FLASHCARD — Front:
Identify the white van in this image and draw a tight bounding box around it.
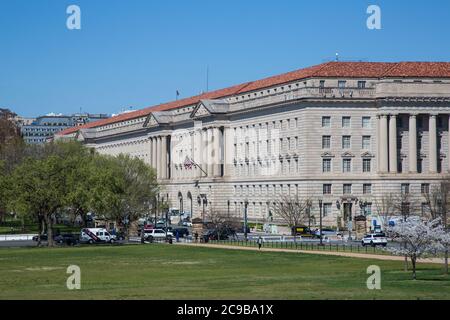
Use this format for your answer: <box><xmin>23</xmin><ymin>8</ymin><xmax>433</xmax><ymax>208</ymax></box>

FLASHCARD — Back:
<box><xmin>81</xmin><ymin>228</ymin><xmax>115</xmax><ymax>244</ymax></box>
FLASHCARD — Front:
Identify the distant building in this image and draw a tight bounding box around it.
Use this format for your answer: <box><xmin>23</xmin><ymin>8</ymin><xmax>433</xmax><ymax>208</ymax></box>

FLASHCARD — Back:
<box><xmin>22</xmin><ymin>113</ymin><xmax>109</xmax><ymax>144</ymax></box>
<box><xmin>12</xmin><ymin>116</ymin><xmax>36</xmax><ymax>127</ymax></box>
<box><xmin>56</xmin><ymin>61</ymin><xmax>450</xmax><ymax>232</ymax></box>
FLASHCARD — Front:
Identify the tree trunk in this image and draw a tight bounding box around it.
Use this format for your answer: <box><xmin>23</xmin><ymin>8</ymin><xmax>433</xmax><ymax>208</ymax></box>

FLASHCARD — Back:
<box><xmin>45</xmin><ymin>216</ymin><xmax>54</xmax><ymax>247</ymax></box>
<box><xmin>411</xmin><ymin>256</ymin><xmax>417</xmax><ymax>280</ymax></box>
<box><xmin>403</xmin><ymin>241</ymin><xmax>408</xmax><ymax>271</ymax></box>
<box><xmin>37</xmin><ymin>216</ymin><xmax>44</xmax><ymax>247</ymax></box>
<box><xmin>445</xmin><ymin>249</ymin><xmax>449</xmax><ymax>275</ymax></box>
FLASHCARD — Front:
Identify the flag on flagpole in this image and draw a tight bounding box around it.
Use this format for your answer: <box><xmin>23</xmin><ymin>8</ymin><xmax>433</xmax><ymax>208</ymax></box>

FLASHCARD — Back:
<box><xmin>183</xmin><ymin>156</ymin><xmax>194</xmax><ymax>170</ymax></box>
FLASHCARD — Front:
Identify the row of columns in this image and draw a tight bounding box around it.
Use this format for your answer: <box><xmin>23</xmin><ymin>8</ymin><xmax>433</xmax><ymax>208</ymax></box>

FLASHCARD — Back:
<box><xmin>195</xmin><ymin>126</ymin><xmax>222</xmax><ymax>178</ymax></box>
<box><xmin>151</xmin><ymin>126</ymin><xmax>230</xmax><ymax>180</ymax></box>
<box><xmin>149</xmin><ymin>135</ymin><xmax>168</xmax><ymax>179</ymax></box>
<box><xmin>378</xmin><ymin>113</ymin><xmax>449</xmax><ymax>174</ymax></box>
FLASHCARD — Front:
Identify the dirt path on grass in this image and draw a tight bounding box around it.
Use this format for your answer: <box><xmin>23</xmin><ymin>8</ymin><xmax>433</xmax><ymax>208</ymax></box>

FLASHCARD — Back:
<box><xmin>177</xmin><ymin>242</ymin><xmax>444</xmax><ymax>265</ymax></box>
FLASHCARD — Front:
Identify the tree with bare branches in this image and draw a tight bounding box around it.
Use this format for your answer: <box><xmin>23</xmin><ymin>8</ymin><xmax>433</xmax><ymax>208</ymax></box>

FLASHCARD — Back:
<box><xmin>423</xmin><ymin>177</ymin><xmax>450</xmax><ymax>274</ymax></box>
<box><xmin>389</xmin><ymin>190</ymin><xmax>421</xmax><ymax>271</ymax></box>
<box><xmin>205</xmin><ymin>208</ymin><xmax>240</xmax><ymax>240</ymax></box>
<box><xmin>270</xmin><ymin>194</ymin><xmax>312</xmax><ymax>241</ymax></box>
<box><xmin>373</xmin><ymin>193</ymin><xmax>396</xmax><ymax>231</ymax></box>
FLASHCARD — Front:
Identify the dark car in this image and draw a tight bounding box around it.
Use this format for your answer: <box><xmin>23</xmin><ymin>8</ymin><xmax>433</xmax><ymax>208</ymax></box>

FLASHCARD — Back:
<box><xmin>291</xmin><ymin>226</ymin><xmax>314</xmax><ymax>237</ymax></box>
<box><xmin>204</xmin><ymin>228</ymin><xmax>234</xmax><ymax>241</ymax></box>
<box><xmin>54</xmin><ymin>233</ymin><xmax>79</xmax><ymax>246</ymax></box>
<box><xmin>172</xmin><ymin>227</ymin><xmax>189</xmax><ymax>238</ymax></box>
<box><xmin>32</xmin><ymin>234</ymin><xmax>46</xmax><ymax>241</ymax></box>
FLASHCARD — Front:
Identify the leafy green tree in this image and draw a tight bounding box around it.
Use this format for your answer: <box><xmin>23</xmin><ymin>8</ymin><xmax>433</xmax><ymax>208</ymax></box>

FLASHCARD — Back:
<box><xmin>8</xmin><ymin>154</ymin><xmax>70</xmax><ymax>246</ymax></box>
<box><xmin>0</xmin><ymin>161</ymin><xmax>7</xmax><ymax>223</ymax></box>
<box><xmin>93</xmin><ymin>155</ymin><xmax>158</xmax><ymax>238</ymax></box>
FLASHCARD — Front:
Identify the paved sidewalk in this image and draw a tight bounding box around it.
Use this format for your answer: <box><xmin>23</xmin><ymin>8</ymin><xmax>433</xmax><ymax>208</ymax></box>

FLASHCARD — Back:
<box><xmin>177</xmin><ymin>242</ymin><xmax>445</xmax><ymax>265</ymax></box>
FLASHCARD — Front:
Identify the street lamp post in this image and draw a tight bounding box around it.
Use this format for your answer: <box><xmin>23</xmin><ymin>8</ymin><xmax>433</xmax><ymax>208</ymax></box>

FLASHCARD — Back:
<box><xmin>244</xmin><ymin>200</ymin><xmax>249</xmax><ymax>241</ymax></box>
<box><xmin>307</xmin><ymin>201</ymin><xmax>312</xmax><ymax>230</ymax></box>
<box><xmin>319</xmin><ymin>200</ymin><xmax>323</xmax><ymax>246</ymax></box>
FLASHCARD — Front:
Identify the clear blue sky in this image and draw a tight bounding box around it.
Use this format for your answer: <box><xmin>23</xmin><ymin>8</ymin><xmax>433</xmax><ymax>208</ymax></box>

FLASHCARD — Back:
<box><xmin>1</xmin><ymin>0</ymin><xmax>449</xmax><ymax>118</ymax></box>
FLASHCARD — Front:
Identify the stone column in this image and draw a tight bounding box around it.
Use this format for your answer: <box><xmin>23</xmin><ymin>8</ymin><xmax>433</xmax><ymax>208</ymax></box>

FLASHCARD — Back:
<box><xmin>223</xmin><ymin>127</ymin><xmax>233</xmax><ymax>176</ymax></box>
<box><xmin>151</xmin><ymin>137</ymin><xmax>157</xmax><ymax>171</ymax></box>
<box><xmin>201</xmin><ymin>129</ymin><xmax>208</xmax><ymax>177</ymax></box>
<box><xmin>149</xmin><ymin>138</ymin><xmax>153</xmax><ymax>168</ymax></box>
<box><xmin>389</xmin><ymin>114</ymin><xmax>398</xmax><ymax>173</ymax></box>
<box><xmin>448</xmin><ymin>115</ymin><xmax>450</xmax><ymax>172</ymax></box>
<box><xmin>409</xmin><ymin>114</ymin><xmax>418</xmax><ymax>173</ymax></box>
<box><xmin>376</xmin><ymin>115</ymin><xmax>380</xmax><ymax>171</ymax></box>
<box><xmin>212</xmin><ymin>127</ymin><xmax>221</xmax><ymax>177</ymax></box>
<box><xmin>156</xmin><ymin>136</ymin><xmax>161</xmax><ymax>179</ymax></box>
<box><xmin>207</xmin><ymin>128</ymin><xmax>214</xmax><ymax>176</ymax></box>
<box><xmin>379</xmin><ymin>115</ymin><xmax>389</xmax><ymax>173</ymax></box>
<box><xmin>429</xmin><ymin>114</ymin><xmax>438</xmax><ymax>173</ymax></box>
<box><xmin>194</xmin><ymin>128</ymin><xmax>202</xmax><ymax>178</ymax></box>
<box><xmin>161</xmin><ymin>135</ymin><xmax>167</xmax><ymax>179</ymax></box>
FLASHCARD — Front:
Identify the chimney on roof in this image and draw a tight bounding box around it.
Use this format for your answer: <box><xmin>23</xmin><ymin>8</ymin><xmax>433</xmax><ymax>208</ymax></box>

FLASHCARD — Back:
<box><xmin>335</xmin><ymin>53</ymin><xmax>339</xmax><ymax>62</ymax></box>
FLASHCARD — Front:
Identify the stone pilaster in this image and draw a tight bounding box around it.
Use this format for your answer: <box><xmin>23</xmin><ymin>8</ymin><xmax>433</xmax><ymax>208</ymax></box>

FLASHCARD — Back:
<box><xmin>409</xmin><ymin>114</ymin><xmax>418</xmax><ymax>173</ymax></box>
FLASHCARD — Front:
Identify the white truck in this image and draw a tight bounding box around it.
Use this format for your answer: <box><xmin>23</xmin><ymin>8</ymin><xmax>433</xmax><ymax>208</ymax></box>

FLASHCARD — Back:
<box><xmin>361</xmin><ymin>233</ymin><xmax>388</xmax><ymax>247</ymax></box>
<box><xmin>143</xmin><ymin>229</ymin><xmax>173</xmax><ymax>242</ymax></box>
<box><xmin>81</xmin><ymin>228</ymin><xmax>116</xmax><ymax>244</ymax></box>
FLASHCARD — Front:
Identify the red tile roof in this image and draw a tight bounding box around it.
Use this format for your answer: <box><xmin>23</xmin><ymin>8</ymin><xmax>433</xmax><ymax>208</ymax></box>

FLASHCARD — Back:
<box><xmin>57</xmin><ymin>61</ymin><xmax>450</xmax><ymax>136</ymax></box>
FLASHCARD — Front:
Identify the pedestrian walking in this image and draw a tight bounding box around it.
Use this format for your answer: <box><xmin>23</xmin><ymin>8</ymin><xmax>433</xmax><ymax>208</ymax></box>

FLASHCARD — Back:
<box><xmin>176</xmin><ymin>230</ymin><xmax>180</xmax><ymax>243</ymax></box>
<box><xmin>257</xmin><ymin>236</ymin><xmax>263</xmax><ymax>250</ymax></box>
<box><xmin>194</xmin><ymin>232</ymin><xmax>199</xmax><ymax>243</ymax></box>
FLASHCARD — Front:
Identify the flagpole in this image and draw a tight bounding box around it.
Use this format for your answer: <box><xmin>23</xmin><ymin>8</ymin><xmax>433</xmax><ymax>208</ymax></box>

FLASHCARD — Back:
<box><xmin>185</xmin><ymin>157</ymin><xmax>207</xmax><ymax>176</ymax></box>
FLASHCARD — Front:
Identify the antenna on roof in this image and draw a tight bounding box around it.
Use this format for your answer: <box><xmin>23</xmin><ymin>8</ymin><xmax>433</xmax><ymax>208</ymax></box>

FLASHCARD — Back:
<box><xmin>206</xmin><ymin>65</ymin><xmax>209</xmax><ymax>92</ymax></box>
<box><xmin>335</xmin><ymin>52</ymin><xmax>339</xmax><ymax>62</ymax></box>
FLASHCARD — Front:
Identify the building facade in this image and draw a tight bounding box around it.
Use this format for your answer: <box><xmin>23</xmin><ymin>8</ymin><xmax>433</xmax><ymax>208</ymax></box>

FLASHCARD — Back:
<box><xmin>22</xmin><ymin>113</ymin><xmax>109</xmax><ymax>144</ymax></box>
<box><xmin>56</xmin><ymin>61</ymin><xmax>450</xmax><ymax>230</ymax></box>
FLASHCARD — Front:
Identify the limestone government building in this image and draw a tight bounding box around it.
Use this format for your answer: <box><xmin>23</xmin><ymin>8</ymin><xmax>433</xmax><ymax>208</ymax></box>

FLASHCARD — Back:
<box><xmin>56</xmin><ymin>61</ymin><xmax>450</xmax><ymax>230</ymax></box>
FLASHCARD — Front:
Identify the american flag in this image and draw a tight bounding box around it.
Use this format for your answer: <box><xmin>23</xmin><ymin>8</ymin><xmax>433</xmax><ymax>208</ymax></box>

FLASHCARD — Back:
<box><xmin>183</xmin><ymin>156</ymin><xmax>194</xmax><ymax>170</ymax></box>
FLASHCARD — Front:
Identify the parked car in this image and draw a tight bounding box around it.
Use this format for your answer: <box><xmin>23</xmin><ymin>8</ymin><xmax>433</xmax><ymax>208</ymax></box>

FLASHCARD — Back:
<box><xmin>54</xmin><ymin>233</ymin><xmax>79</xmax><ymax>246</ymax></box>
<box><xmin>312</xmin><ymin>228</ymin><xmax>340</xmax><ymax>238</ymax></box>
<box><xmin>203</xmin><ymin>228</ymin><xmax>234</xmax><ymax>241</ymax></box>
<box><xmin>112</xmin><ymin>231</ymin><xmax>126</xmax><ymax>241</ymax></box>
<box><xmin>32</xmin><ymin>234</ymin><xmax>48</xmax><ymax>241</ymax></box>
<box><xmin>291</xmin><ymin>226</ymin><xmax>314</xmax><ymax>237</ymax></box>
<box><xmin>361</xmin><ymin>234</ymin><xmax>387</xmax><ymax>247</ymax></box>
<box><xmin>181</xmin><ymin>221</ymin><xmax>192</xmax><ymax>227</ymax></box>
<box><xmin>144</xmin><ymin>229</ymin><xmax>173</xmax><ymax>242</ymax></box>
<box><xmin>172</xmin><ymin>227</ymin><xmax>189</xmax><ymax>238</ymax></box>
<box><xmin>80</xmin><ymin>228</ymin><xmax>116</xmax><ymax>244</ymax></box>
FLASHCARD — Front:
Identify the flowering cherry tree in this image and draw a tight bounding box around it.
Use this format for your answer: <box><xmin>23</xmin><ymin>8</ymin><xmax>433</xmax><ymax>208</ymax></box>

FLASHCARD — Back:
<box><xmin>387</xmin><ymin>218</ymin><xmax>444</xmax><ymax>280</ymax></box>
<box><xmin>434</xmin><ymin>227</ymin><xmax>450</xmax><ymax>275</ymax></box>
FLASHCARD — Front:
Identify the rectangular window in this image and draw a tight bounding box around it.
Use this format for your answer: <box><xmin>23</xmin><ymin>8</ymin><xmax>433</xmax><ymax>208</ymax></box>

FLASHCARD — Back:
<box><xmin>343</xmin><ymin>184</ymin><xmax>352</xmax><ymax>194</ymax></box>
<box><xmin>401</xmin><ymin>183</ymin><xmax>410</xmax><ymax>195</ymax></box>
<box><xmin>343</xmin><ymin>159</ymin><xmax>351</xmax><ymax>173</ymax></box>
<box><xmin>342</xmin><ymin>136</ymin><xmax>351</xmax><ymax>149</ymax></box>
<box><xmin>319</xmin><ymin>80</ymin><xmax>325</xmax><ymax>88</ymax></box>
<box><xmin>421</xmin><ymin>183</ymin><xmax>430</xmax><ymax>194</ymax></box>
<box><xmin>323</xmin><ymin>184</ymin><xmax>332</xmax><ymax>195</ymax></box>
<box><xmin>322</xmin><ymin>116</ymin><xmax>331</xmax><ymax>128</ymax></box>
<box><xmin>363</xmin><ymin>184</ymin><xmax>372</xmax><ymax>194</ymax></box>
<box><xmin>362</xmin><ymin>136</ymin><xmax>371</xmax><ymax>149</ymax></box>
<box><xmin>358</xmin><ymin>81</ymin><xmax>366</xmax><ymax>89</ymax></box>
<box><xmin>342</xmin><ymin>116</ymin><xmax>351</xmax><ymax>128</ymax></box>
<box><xmin>322</xmin><ymin>159</ymin><xmax>331</xmax><ymax>173</ymax></box>
<box><xmin>362</xmin><ymin>203</ymin><xmax>372</xmax><ymax>216</ymax></box>
<box><xmin>338</xmin><ymin>80</ymin><xmax>347</xmax><ymax>89</ymax></box>
<box><xmin>363</xmin><ymin>159</ymin><xmax>371</xmax><ymax>173</ymax></box>
<box><xmin>323</xmin><ymin>203</ymin><xmax>332</xmax><ymax>217</ymax></box>
<box><xmin>362</xmin><ymin>117</ymin><xmax>371</xmax><ymax>128</ymax></box>
<box><xmin>322</xmin><ymin>136</ymin><xmax>331</xmax><ymax>149</ymax></box>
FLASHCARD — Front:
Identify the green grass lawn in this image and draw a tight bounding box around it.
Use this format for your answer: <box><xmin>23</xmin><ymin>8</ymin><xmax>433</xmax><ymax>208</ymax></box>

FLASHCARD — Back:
<box><xmin>0</xmin><ymin>244</ymin><xmax>449</xmax><ymax>300</ymax></box>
